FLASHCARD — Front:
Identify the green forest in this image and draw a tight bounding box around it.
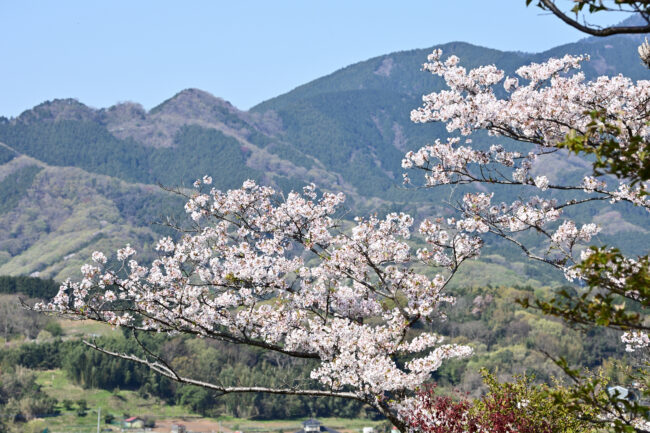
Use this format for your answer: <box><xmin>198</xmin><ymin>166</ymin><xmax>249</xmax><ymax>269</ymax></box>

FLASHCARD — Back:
<box><xmin>0</xmin><ymin>275</ymin><xmax>637</xmax><ymax>431</ymax></box>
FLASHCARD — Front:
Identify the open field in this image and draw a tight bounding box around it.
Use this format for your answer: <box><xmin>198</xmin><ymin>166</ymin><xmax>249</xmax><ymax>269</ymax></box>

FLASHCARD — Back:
<box><xmin>58</xmin><ymin>318</ymin><xmax>117</xmax><ymax>338</ymax></box>
<box><xmin>32</xmin><ymin>369</ymin><xmax>189</xmax><ymax>432</ymax></box>
<box><xmin>23</xmin><ymin>416</ymin><xmax>382</xmax><ymax>433</ymax></box>
<box><xmin>30</xmin><ymin>369</ymin><xmax>381</xmax><ymax>433</ymax></box>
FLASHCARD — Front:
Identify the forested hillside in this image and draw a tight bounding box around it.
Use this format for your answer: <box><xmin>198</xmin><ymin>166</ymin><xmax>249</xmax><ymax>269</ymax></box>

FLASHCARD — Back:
<box><xmin>0</xmin><ymin>35</ymin><xmax>646</xmax><ymax>281</ymax></box>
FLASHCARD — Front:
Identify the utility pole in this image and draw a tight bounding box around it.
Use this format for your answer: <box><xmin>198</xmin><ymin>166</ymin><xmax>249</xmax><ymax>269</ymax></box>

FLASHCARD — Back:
<box><xmin>97</xmin><ymin>406</ymin><xmax>101</xmax><ymax>433</ymax></box>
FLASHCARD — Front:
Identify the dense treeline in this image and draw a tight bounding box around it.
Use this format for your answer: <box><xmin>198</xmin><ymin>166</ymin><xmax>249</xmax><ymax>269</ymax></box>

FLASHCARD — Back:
<box><xmin>430</xmin><ymin>285</ymin><xmax>625</xmax><ymax>394</ymax></box>
<box><xmin>0</xmin><ymin>275</ymin><xmax>59</xmax><ymax>300</ymax></box>
<box><xmin>0</xmin><ymin>277</ymin><xmax>61</xmax><ymax>343</ymax></box>
<box><xmin>0</xmin><ymin>122</ymin><xmax>261</xmax><ymax>190</ymax></box>
<box><xmin>0</xmin><ymin>165</ymin><xmax>42</xmax><ymax>215</ymax></box>
<box><xmin>0</xmin><ymin>279</ymin><xmax>630</xmax><ymax>421</ymax></box>
<box><xmin>0</xmin><ymin>145</ymin><xmax>16</xmax><ymax>165</ymax></box>
<box><xmin>0</xmin><ymin>368</ymin><xmax>58</xmax><ymax>424</ymax></box>
<box><xmin>0</xmin><ymin>334</ymin><xmax>365</xmax><ymax>420</ymax></box>
<box><xmin>0</xmin><ymin>294</ymin><xmax>57</xmax><ymax>341</ymax></box>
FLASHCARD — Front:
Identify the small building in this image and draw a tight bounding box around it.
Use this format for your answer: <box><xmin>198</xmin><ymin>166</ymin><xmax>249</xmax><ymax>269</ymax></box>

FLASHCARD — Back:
<box><xmin>294</xmin><ymin>419</ymin><xmax>341</xmax><ymax>433</ymax></box>
<box><xmin>607</xmin><ymin>386</ymin><xmax>639</xmax><ymax>402</ymax></box>
<box><xmin>607</xmin><ymin>385</ymin><xmax>641</xmax><ymax>412</ymax></box>
<box><xmin>123</xmin><ymin>416</ymin><xmax>145</xmax><ymax>429</ymax></box>
<box><xmin>363</xmin><ymin>427</ymin><xmax>374</xmax><ymax>433</ymax></box>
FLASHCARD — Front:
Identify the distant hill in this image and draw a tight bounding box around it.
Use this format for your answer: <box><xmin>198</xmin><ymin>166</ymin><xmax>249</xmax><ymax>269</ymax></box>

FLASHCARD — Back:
<box><xmin>0</xmin><ymin>35</ymin><xmax>646</xmax><ymax>280</ymax></box>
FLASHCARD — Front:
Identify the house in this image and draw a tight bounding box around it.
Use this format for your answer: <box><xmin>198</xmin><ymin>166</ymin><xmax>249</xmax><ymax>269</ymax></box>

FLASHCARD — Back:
<box><xmin>123</xmin><ymin>416</ymin><xmax>145</xmax><ymax>429</ymax></box>
<box><xmin>294</xmin><ymin>419</ymin><xmax>341</xmax><ymax>433</ymax></box>
<box><xmin>607</xmin><ymin>385</ymin><xmax>641</xmax><ymax>413</ymax></box>
<box><xmin>607</xmin><ymin>386</ymin><xmax>639</xmax><ymax>402</ymax></box>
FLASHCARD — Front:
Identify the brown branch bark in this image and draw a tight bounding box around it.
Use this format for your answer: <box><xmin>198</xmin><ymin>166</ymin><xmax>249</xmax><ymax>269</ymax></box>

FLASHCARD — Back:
<box><xmin>538</xmin><ymin>0</ymin><xmax>650</xmax><ymax>36</ymax></box>
<box><xmin>83</xmin><ymin>339</ymin><xmax>359</xmax><ymax>399</ymax></box>
<box><xmin>81</xmin><ymin>339</ymin><xmax>408</xmax><ymax>430</ymax></box>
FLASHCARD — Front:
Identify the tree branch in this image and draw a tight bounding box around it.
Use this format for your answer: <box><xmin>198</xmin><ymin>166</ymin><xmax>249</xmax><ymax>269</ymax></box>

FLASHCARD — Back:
<box><xmin>538</xmin><ymin>0</ymin><xmax>650</xmax><ymax>36</ymax></box>
<box><xmin>82</xmin><ymin>339</ymin><xmax>361</xmax><ymax>400</ymax></box>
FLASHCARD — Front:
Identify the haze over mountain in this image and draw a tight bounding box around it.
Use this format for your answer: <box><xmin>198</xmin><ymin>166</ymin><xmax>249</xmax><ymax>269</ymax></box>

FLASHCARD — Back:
<box><xmin>0</xmin><ymin>34</ymin><xmax>647</xmax><ymax>281</ymax></box>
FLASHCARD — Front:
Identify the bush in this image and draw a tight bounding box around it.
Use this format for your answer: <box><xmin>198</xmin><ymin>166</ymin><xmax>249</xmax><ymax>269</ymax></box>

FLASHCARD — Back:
<box><xmin>19</xmin><ymin>395</ymin><xmax>58</xmax><ymax>420</ymax></box>
<box><xmin>406</xmin><ymin>371</ymin><xmax>598</xmax><ymax>433</ymax></box>
<box><xmin>43</xmin><ymin>321</ymin><xmax>63</xmax><ymax>337</ymax></box>
<box><xmin>76</xmin><ymin>398</ymin><xmax>88</xmax><ymax>412</ymax></box>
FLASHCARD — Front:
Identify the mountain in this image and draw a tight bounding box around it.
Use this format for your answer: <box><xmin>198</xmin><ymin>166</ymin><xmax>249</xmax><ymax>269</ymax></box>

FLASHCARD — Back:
<box><xmin>0</xmin><ymin>153</ymin><xmax>186</xmax><ymax>281</ymax></box>
<box><xmin>250</xmin><ymin>37</ymin><xmax>648</xmax><ymax>199</ymax></box>
<box><xmin>0</xmin><ymin>35</ymin><xmax>647</xmax><ymax>281</ymax></box>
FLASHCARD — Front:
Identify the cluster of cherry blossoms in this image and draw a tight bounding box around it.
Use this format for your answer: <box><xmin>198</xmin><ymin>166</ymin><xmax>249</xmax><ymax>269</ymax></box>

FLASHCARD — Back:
<box><xmin>411</xmin><ymin>50</ymin><xmax>649</xmax><ymax>149</ymax></box>
<box><xmin>405</xmin><ymin>50</ymin><xmax>650</xmax><ymax>295</ymax></box>
<box><xmin>621</xmin><ymin>330</ymin><xmax>650</xmax><ymax>353</ymax></box>
<box><xmin>36</xmin><ymin>178</ymin><xmax>482</xmax><ymax>421</ymax></box>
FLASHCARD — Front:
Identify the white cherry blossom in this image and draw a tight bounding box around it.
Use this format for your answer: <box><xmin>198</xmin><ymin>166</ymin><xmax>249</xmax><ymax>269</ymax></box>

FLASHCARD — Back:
<box><xmin>35</xmin><ymin>180</ymin><xmax>474</xmax><ymax>427</ymax></box>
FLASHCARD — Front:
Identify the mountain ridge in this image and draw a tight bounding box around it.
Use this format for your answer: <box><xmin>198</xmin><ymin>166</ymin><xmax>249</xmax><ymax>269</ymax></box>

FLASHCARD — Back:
<box><xmin>0</xmin><ymin>35</ymin><xmax>647</xmax><ymax>280</ymax></box>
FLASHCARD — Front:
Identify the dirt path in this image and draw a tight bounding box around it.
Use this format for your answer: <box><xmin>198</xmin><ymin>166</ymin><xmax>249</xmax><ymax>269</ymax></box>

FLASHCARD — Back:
<box><xmin>152</xmin><ymin>418</ymin><xmax>234</xmax><ymax>433</ymax></box>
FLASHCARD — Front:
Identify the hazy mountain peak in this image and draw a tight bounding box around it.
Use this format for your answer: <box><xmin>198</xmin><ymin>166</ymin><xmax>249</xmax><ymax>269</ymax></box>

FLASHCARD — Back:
<box><xmin>150</xmin><ymin>88</ymin><xmax>239</xmax><ymax>118</ymax></box>
<box><xmin>100</xmin><ymin>102</ymin><xmax>147</xmax><ymax>124</ymax></box>
<box><xmin>618</xmin><ymin>13</ymin><xmax>647</xmax><ymax>28</ymax></box>
<box><xmin>16</xmin><ymin>98</ymin><xmax>96</xmax><ymax>124</ymax></box>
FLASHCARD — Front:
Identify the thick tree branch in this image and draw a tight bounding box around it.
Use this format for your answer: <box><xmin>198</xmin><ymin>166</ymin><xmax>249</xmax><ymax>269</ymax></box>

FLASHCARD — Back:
<box><xmin>538</xmin><ymin>0</ymin><xmax>650</xmax><ymax>36</ymax></box>
<box><xmin>82</xmin><ymin>339</ymin><xmax>408</xmax><ymax>430</ymax></box>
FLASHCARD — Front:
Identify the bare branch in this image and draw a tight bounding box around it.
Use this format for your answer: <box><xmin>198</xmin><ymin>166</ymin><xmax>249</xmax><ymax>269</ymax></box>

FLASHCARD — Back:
<box><xmin>81</xmin><ymin>339</ymin><xmax>408</xmax><ymax>430</ymax></box>
<box><xmin>538</xmin><ymin>0</ymin><xmax>650</xmax><ymax>36</ymax></box>
<box><xmin>82</xmin><ymin>339</ymin><xmax>360</xmax><ymax>400</ymax></box>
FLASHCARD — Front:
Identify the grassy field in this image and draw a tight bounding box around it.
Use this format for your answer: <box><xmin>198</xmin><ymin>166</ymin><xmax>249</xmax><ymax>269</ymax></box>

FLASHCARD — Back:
<box><xmin>58</xmin><ymin>318</ymin><xmax>117</xmax><ymax>338</ymax></box>
<box><xmin>33</xmin><ymin>369</ymin><xmax>189</xmax><ymax>432</ymax></box>
<box><xmin>30</xmin><ymin>369</ymin><xmax>382</xmax><ymax>433</ymax></box>
<box><xmin>35</xmin><ymin>369</ymin><xmax>186</xmax><ymax>417</ymax></box>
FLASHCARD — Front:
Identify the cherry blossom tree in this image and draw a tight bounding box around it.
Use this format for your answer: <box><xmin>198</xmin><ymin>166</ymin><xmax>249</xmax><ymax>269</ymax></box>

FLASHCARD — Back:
<box><xmin>35</xmin><ymin>178</ymin><xmax>482</xmax><ymax>429</ymax></box>
<box><xmin>404</xmin><ymin>46</ymin><xmax>649</xmax><ymax>348</ymax></box>
<box><xmin>403</xmin><ymin>47</ymin><xmax>649</xmax><ymax>431</ymax></box>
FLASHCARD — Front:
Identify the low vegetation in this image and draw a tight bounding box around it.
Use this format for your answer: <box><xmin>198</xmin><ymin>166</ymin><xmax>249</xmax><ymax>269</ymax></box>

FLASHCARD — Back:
<box><xmin>0</xmin><ymin>275</ymin><xmax>634</xmax><ymax>432</ymax></box>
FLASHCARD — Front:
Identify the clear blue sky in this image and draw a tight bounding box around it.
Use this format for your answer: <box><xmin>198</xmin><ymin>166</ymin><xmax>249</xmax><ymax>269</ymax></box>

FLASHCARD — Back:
<box><xmin>0</xmin><ymin>1</ymin><xmax>627</xmax><ymax>117</ymax></box>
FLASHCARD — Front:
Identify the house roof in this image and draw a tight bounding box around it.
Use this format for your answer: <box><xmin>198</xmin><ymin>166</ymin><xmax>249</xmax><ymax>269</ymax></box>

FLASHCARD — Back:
<box><xmin>125</xmin><ymin>416</ymin><xmax>142</xmax><ymax>422</ymax></box>
<box><xmin>294</xmin><ymin>419</ymin><xmax>340</xmax><ymax>433</ymax></box>
<box><xmin>607</xmin><ymin>386</ymin><xmax>639</xmax><ymax>401</ymax></box>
